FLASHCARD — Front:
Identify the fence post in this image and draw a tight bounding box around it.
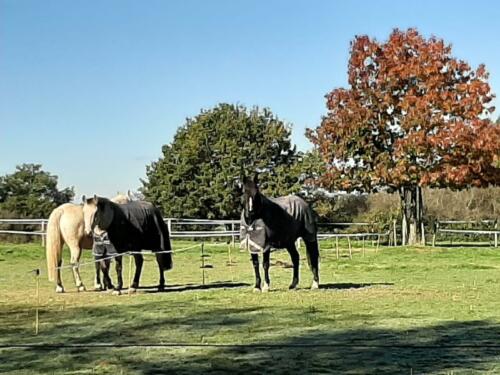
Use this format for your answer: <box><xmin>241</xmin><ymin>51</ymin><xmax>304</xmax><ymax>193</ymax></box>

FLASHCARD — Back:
<box><xmin>495</xmin><ymin>221</ymin><xmax>498</xmax><ymax>248</ymax></box>
<box><xmin>231</xmin><ymin>222</ymin><xmax>235</xmax><ymax>250</ymax></box>
<box><xmin>393</xmin><ymin>219</ymin><xmax>397</xmax><ymax>246</ymax></box>
<box><xmin>167</xmin><ymin>219</ymin><xmax>172</xmax><ymax>235</ymax></box>
<box><xmin>41</xmin><ymin>221</ymin><xmax>45</xmax><ymax>247</ymax></box>
<box><xmin>35</xmin><ymin>268</ymin><xmax>40</xmax><ymax>335</ymax></box>
<box><xmin>201</xmin><ymin>242</ymin><xmax>205</xmax><ymax>285</ymax></box>
<box><xmin>347</xmin><ymin>237</ymin><xmax>352</xmax><ymax>259</ymax></box>
<box><xmin>335</xmin><ymin>236</ymin><xmax>339</xmax><ymax>259</ymax></box>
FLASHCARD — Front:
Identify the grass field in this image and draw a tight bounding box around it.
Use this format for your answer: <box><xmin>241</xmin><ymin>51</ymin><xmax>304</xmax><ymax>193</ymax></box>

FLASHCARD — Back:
<box><xmin>1</xmin><ymin>240</ymin><xmax>500</xmax><ymax>374</ymax></box>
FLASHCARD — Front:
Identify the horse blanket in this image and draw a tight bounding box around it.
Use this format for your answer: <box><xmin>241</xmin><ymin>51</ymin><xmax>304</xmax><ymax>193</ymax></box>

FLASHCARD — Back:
<box><xmin>96</xmin><ymin>200</ymin><xmax>171</xmax><ymax>269</ymax></box>
<box><xmin>240</xmin><ymin>195</ymin><xmax>317</xmax><ymax>253</ymax></box>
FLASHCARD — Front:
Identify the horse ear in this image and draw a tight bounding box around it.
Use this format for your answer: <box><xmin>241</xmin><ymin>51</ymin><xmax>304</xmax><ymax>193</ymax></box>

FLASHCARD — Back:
<box><xmin>81</xmin><ymin>195</ymin><xmax>86</xmax><ymax>204</ymax></box>
<box><xmin>93</xmin><ymin>194</ymin><xmax>98</xmax><ymax>204</ymax></box>
<box><xmin>253</xmin><ymin>173</ymin><xmax>259</xmax><ymax>186</ymax></box>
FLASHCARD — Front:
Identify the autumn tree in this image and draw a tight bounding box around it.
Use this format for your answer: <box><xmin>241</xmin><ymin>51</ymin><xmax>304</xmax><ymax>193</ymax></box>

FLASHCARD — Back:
<box><xmin>142</xmin><ymin>104</ymin><xmax>310</xmax><ymax>219</ymax></box>
<box><xmin>307</xmin><ymin>28</ymin><xmax>500</xmax><ymax>245</ymax></box>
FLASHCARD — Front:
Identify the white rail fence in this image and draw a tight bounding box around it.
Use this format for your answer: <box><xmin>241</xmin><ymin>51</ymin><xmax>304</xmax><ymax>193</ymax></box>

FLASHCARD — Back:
<box><xmin>433</xmin><ymin>219</ymin><xmax>499</xmax><ymax>247</ymax></box>
<box><xmin>0</xmin><ymin>218</ymin><xmax>392</xmax><ymax>245</ymax></box>
<box><xmin>2</xmin><ymin>218</ymin><xmax>498</xmax><ymax>247</ymax></box>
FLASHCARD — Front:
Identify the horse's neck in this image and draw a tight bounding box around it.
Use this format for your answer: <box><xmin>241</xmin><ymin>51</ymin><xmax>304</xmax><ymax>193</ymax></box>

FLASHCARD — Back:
<box><xmin>104</xmin><ymin>200</ymin><xmax>122</xmax><ymax>231</ymax></box>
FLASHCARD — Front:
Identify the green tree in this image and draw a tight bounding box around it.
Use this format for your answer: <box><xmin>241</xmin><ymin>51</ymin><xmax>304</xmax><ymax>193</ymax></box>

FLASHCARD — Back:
<box><xmin>0</xmin><ymin>164</ymin><xmax>74</xmax><ymax>218</ymax></box>
<box><xmin>142</xmin><ymin>103</ymin><xmax>307</xmax><ymax>219</ymax></box>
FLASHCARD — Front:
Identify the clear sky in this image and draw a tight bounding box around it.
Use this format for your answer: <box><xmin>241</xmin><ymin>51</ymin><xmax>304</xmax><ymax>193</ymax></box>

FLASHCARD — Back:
<box><xmin>1</xmin><ymin>0</ymin><xmax>499</xmax><ymax>199</ymax></box>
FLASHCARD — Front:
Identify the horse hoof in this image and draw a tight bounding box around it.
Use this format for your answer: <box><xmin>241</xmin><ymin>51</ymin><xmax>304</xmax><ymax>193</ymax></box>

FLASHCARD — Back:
<box><xmin>253</xmin><ymin>287</ymin><xmax>261</xmax><ymax>293</ymax></box>
<box><xmin>289</xmin><ymin>284</ymin><xmax>298</xmax><ymax>290</ymax></box>
<box><xmin>128</xmin><ymin>287</ymin><xmax>137</xmax><ymax>294</ymax></box>
<box><xmin>55</xmin><ymin>286</ymin><xmax>64</xmax><ymax>293</ymax></box>
<box><xmin>262</xmin><ymin>283</ymin><xmax>270</xmax><ymax>292</ymax></box>
<box><xmin>94</xmin><ymin>283</ymin><xmax>103</xmax><ymax>291</ymax></box>
<box><xmin>112</xmin><ymin>289</ymin><xmax>121</xmax><ymax>296</ymax></box>
<box><xmin>77</xmin><ymin>285</ymin><xmax>86</xmax><ymax>292</ymax></box>
<box><xmin>311</xmin><ymin>281</ymin><xmax>319</xmax><ymax>290</ymax></box>
<box><xmin>157</xmin><ymin>286</ymin><xmax>165</xmax><ymax>292</ymax></box>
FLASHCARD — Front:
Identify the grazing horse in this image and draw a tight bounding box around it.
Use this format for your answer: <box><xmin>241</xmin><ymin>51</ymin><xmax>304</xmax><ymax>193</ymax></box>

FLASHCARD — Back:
<box><xmin>82</xmin><ymin>196</ymin><xmax>173</xmax><ymax>292</ymax></box>
<box><xmin>240</xmin><ymin>176</ymin><xmax>320</xmax><ymax>291</ymax></box>
<box><xmin>46</xmin><ymin>193</ymin><xmax>132</xmax><ymax>293</ymax></box>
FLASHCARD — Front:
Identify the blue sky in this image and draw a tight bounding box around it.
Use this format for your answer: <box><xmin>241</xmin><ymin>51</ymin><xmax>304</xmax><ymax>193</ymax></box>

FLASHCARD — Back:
<box><xmin>1</xmin><ymin>0</ymin><xmax>499</xmax><ymax>199</ymax></box>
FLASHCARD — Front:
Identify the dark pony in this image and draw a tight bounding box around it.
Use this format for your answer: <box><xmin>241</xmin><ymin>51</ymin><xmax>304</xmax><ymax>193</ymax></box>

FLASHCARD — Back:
<box><xmin>83</xmin><ymin>196</ymin><xmax>173</xmax><ymax>293</ymax></box>
<box><xmin>240</xmin><ymin>175</ymin><xmax>320</xmax><ymax>291</ymax></box>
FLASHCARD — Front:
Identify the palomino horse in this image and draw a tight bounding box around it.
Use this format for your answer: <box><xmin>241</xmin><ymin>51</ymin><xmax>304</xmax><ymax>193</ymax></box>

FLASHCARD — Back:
<box><xmin>82</xmin><ymin>196</ymin><xmax>173</xmax><ymax>292</ymax></box>
<box><xmin>240</xmin><ymin>175</ymin><xmax>320</xmax><ymax>292</ymax></box>
<box><xmin>46</xmin><ymin>192</ymin><xmax>132</xmax><ymax>293</ymax></box>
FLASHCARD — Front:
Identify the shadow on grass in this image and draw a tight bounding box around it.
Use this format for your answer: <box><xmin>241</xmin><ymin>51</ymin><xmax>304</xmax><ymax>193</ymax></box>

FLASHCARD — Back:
<box><xmin>2</xmin><ymin>300</ymin><xmax>500</xmax><ymax>374</ymax></box>
<box><xmin>320</xmin><ymin>282</ymin><xmax>394</xmax><ymax>290</ymax></box>
<box><xmin>433</xmin><ymin>243</ymin><xmax>496</xmax><ymax>248</ymax></box>
<box><xmin>143</xmin><ymin>281</ymin><xmax>250</xmax><ymax>293</ymax></box>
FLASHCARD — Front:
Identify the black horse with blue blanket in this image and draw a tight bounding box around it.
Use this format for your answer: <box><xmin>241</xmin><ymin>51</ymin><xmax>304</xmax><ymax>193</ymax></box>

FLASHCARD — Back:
<box><xmin>240</xmin><ymin>176</ymin><xmax>320</xmax><ymax>291</ymax></box>
<box><xmin>83</xmin><ymin>196</ymin><xmax>173</xmax><ymax>293</ymax></box>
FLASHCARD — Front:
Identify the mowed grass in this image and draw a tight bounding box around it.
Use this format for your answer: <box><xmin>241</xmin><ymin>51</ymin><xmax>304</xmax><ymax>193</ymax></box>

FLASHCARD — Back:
<box><xmin>1</xmin><ymin>240</ymin><xmax>500</xmax><ymax>374</ymax></box>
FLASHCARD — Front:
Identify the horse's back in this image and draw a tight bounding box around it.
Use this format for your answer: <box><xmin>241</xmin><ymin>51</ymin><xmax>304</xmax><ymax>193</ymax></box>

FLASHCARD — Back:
<box><xmin>271</xmin><ymin>195</ymin><xmax>317</xmax><ymax>241</ymax></box>
<box><xmin>111</xmin><ymin>200</ymin><xmax>170</xmax><ymax>251</ymax></box>
<box><xmin>57</xmin><ymin>204</ymin><xmax>90</xmax><ymax>248</ymax></box>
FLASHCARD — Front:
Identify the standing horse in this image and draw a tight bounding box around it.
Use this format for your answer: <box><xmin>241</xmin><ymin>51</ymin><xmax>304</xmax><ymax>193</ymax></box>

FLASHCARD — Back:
<box><xmin>46</xmin><ymin>193</ymin><xmax>132</xmax><ymax>293</ymax></box>
<box><xmin>240</xmin><ymin>176</ymin><xmax>320</xmax><ymax>291</ymax></box>
<box><xmin>82</xmin><ymin>196</ymin><xmax>173</xmax><ymax>292</ymax></box>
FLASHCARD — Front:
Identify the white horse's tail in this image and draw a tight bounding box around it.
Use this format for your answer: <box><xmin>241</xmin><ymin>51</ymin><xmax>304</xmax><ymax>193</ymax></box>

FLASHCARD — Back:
<box><xmin>46</xmin><ymin>207</ymin><xmax>63</xmax><ymax>281</ymax></box>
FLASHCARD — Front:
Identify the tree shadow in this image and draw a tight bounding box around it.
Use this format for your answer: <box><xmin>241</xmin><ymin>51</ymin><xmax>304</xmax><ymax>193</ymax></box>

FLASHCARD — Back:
<box><xmin>433</xmin><ymin>243</ymin><xmax>495</xmax><ymax>248</ymax></box>
<box><xmin>2</xmin><ymin>302</ymin><xmax>500</xmax><ymax>374</ymax></box>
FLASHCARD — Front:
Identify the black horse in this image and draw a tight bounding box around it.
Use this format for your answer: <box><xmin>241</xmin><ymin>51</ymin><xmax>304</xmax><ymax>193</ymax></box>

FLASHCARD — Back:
<box><xmin>83</xmin><ymin>196</ymin><xmax>173</xmax><ymax>293</ymax></box>
<box><xmin>240</xmin><ymin>176</ymin><xmax>320</xmax><ymax>291</ymax></box>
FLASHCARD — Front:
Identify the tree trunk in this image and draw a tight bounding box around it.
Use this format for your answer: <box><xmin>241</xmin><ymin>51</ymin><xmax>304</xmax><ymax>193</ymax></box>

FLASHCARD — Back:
<box><xmin>400</xmin><ymin>185</ymin><xmax>425</xmax><ymax>246</ymax></box>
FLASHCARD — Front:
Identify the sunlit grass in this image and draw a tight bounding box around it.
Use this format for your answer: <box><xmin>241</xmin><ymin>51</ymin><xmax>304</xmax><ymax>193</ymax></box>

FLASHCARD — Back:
<box><xmin>1</xmin><ymin>240</ymin><xmax>500</xmax><ymax>373</ymax></box>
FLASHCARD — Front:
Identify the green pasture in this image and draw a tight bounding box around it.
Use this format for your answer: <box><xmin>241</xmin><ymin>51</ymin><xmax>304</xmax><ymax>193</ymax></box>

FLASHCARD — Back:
<box><xmin>1</xmin><ymin>240</ymin><xmax>500</xmax><ymax>374</ymax></box>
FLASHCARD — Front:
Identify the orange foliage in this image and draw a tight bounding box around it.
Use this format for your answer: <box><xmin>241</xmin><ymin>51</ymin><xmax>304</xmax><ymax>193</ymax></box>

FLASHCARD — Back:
<box><xmin>307</xmin><ymin>28</ymin><xmax>500</xmax><ymax>192</ymax></box>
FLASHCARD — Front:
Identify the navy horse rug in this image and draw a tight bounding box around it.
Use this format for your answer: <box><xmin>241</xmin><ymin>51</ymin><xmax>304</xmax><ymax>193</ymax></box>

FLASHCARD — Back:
<box><xmin>91</xmin><ymin>199</ymin><xmax>173</xmax><ymax>270</ymax></box>
<box><xmin>240</xmin><ymin>195</ymin><xmax>317</xmax><ymax>254</ymax></box>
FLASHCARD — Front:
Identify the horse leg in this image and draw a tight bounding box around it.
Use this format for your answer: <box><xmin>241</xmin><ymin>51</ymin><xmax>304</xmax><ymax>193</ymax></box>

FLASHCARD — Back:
<box><xmin>155</xmin><ymin>253</ymin><xmax>166</xmax><ymax>292</ymax></box>
<box><xmin>101</xmin><ymin>259</ymin><xmax>114</xmax><ymax>290</ymax></box>
<box><xmin>56</xmin><ymin>258</ymin><xmax>64</xmax><ymax>293</ymax></box>
<box><xmin>68</xmin><ymin>244</ymin><xmax>85</xmax><ymax>292</ymax></box>
<box><xmin>129</xmin><ymin>254</ymin><xmax>143</xmax><ymax>293</ymax></box>
<box><xmin>262</xmin><ymin>250</ymin><xmax>271</xmax><ymax>292</ymax></box>
<box><xmin>251</xmin><ymin>253</ymin><xmax>261</xmax><ymax>292</ymax></box>
<box><xmin>305</xmin><ymin>240</ymin><xmax>320</xmax><ymax>289</ymax></box>
<box><xmin>286</xmin><ymin>244</ymin><xmax>300</xmax><ymax>290</ymax></box>
<box><xmin>94</xmin><ymin>260</ymin><xmax>103</xmax><ymax>291</ymax></box>
<box><xmin>110</xmin><ymin>256</ymin><xmax>123</xmax><ymax>295</ymax></box>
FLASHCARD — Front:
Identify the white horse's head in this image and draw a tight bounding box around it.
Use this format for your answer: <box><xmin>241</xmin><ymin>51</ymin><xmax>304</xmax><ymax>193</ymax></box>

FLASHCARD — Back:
<box><xmin>110</xmin><ymin>190</ymin><xmax>133</xmax><ymax>205</ymax></box>
<box><xmin>82</xmin><ymin>195</ymin><xmax>115</xmax><ymax>236</ymax></box>
<box><xmin>82</xmin><ymin>195</ymin><xmax>98</xmax><ymax>236</ymax></box>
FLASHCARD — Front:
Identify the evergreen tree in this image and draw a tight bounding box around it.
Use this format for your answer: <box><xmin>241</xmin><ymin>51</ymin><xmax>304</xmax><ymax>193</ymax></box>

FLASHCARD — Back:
<box><xmin>142</xmin><ymin>104</ymin><xmax>308</xmax><ymax>219</ymax></box>
<box><xmin>0</xmin><ymin>164</ymin><xmax>74</xmax><ymax>218</ymax></box>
